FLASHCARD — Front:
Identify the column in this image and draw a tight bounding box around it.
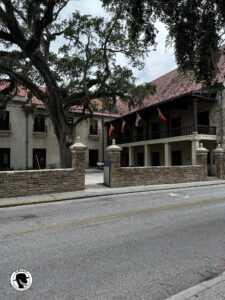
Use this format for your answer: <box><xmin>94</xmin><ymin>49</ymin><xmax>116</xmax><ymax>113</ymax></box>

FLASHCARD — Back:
<box><xmin>144</xmin><ymin>144</ymin><xmax>150</xmax><ymax>166</ymax></box>
<box><xmin>196</xmin><ymin>142</ymin><xmax>209</xmax><ymax>177</ymax></box>
<box><xmin>129</xmin><ymin>146</ymin><xmax>134</xmax><ymax>166</ymax></box>
<box><xmin>213</xmin><ymin>144</ymin><xmax>224</xmax><ymax>178</ymax></box>
<box><xmin>70</xmin><ymin>136</ymin><xmax>87</xmax><ymax>190</ymax></box>
<box><xmin>164</xmin><ymin>143</ymin><xmax>171</xmax><ymax>166</ymax></box>
<box><xmin>105</xmin><ymin>139</ymin><xmax>122</xmax><ymax>187</ymax></box>
<box><xmin>191</xmin><ymin>140</ymin><xmax>200</xmax><ymax>165</ymax></box>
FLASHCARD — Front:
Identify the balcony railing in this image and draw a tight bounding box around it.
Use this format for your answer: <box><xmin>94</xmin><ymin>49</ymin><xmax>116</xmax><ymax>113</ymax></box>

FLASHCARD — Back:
<box><xmin>116</xmin><ymin>125</ymin><xmax>216</xmax><ymax>144</ymax></box>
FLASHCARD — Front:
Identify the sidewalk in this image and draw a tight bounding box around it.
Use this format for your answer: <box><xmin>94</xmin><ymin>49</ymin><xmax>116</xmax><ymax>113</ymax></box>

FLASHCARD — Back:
<box><xmin>0</xmin><ymin>179</ymin><xmax>225</xmax><ymax>208</ymax></box>
<box><xmin>167</xmin><ymin>272</ymin><xmax>225</xmax><ymax>300</ymax></box>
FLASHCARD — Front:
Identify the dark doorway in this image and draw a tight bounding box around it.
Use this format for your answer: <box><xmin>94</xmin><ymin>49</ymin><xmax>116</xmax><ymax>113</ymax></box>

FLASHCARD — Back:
<box><xmin>137</xmin><ymin>152</ymin><xmax>144</xmax><ymax>166</ymax></box>
<box><xmin>33</xmin><ymin>149</ymin><xmax>46</xmax><ymax>169</ymax></box>
<box><xmin>152</xmin><ymin>152</ymin><xmax>160</xmax><ymax>166</ymax></box>
<box><xmin>0</xmin><ymin>148</ymin><xmax>10</xmax><ymax>170</ymax></box>
<box><xmin>198</xmin><ymin>111</ymin><xmax>209</xmax><ymax>126</ymax></box>
<box><xmin>121</xmin><ymin>147</ymin><xmax>129</xmax><ymax>167</ymax></box>
<box><xmin>89</xmin><ymin>149</ymin><xmax>98</xmax><ymax>167</ymax></box>
<box><xmin>171</xmin><ymin>151</ymin><xmax>182</xmax><ymax>166</ymax></box>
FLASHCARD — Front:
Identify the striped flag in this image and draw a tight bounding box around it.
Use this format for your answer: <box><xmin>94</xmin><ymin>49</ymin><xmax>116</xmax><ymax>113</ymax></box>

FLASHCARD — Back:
<box><xmin>157</xmin><ymin>107</ymin><xmax>167</xmax><ymax>122</ymax></box>
<box><xmin>135</xmin><ymin>112</ymin><xmax>142</xmax><ymax>127</ymax></box>
<box><xmin>121</xmin><ymin>119</ymin><xmax>126</xmax><ymax>133</ymax></box>
<box><xmin>108</xmin><ymin>123</ymin><xmax>115</xmax><ymax>137</ymax></box>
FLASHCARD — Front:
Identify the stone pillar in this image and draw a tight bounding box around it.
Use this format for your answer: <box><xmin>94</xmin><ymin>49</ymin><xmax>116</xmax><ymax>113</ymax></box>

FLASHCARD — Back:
<box><xmin>196</xmin><ymin>142</ymin><xmax>209</xmax><ymax>178</ymax></box>
<box><xmin>144</xmin><ymin>144</ymin><xmax>150</xmax><ymax>166</ymax></box>
<box><xmin>213</xmin><ymin>144</ymin><xmax>224</xmax><ymax>178</ymax></box>
<box><xmin>105</xmin><ymin>139</ymin><xmax>122</xmax><ymax>187</ymax></box>
<box><xmin>191</xmin><ymin>140</ymin><xmax>200</xmax><ymax>165</ymax></box>
<box><xmin>70</xmin><ymin>136</ymin><xmax>87</xmax><ymax>189</ymax></box>
<box><xmin>129</xmin><ymin>146</ymin><xmax>134</xmax><ymax>166</ymax></box>
<box><xmin>164</xmin><ymin>143</ymin><xmax>171</xmax><ymax>166</ymax></box>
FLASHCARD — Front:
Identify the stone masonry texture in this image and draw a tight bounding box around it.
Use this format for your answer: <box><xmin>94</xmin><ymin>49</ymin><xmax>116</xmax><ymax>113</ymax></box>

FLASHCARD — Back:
<box><xmin>105</xmin><ymin>150</ymin><xmax>206</xmax><ymax>188</ymax></box>
<box><xmin>0</xmin><ymin>149</ymin><xmax>85</xmax><ymax>198</ymax></box>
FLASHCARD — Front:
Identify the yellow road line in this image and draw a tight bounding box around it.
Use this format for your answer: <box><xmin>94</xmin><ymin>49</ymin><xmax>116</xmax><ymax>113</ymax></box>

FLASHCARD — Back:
<box><xmin>1</xmin><ymin>196</ymin><xmax>225</xmax><ymax>238</ymax></box>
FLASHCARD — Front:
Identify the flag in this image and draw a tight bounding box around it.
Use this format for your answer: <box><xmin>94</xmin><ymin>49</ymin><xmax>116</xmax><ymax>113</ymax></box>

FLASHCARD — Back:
<box><xmin>121</xmin><ymin>119</ymin><xmax>126</xmax><ymax>133</ymax></box>
<box><xmin>135</xmin><ymin>112</ymin><xmax>142</xmax><ymax>127</ymax></box>
<box><xmin>108</xmin><ymin>123</ymin><xmax>115</xmax><ymax>137</ymax></box>
<box><xmin>157</xmin><ymin>107</ymin><xmax>167</xmax><ymax>122</ymax></box>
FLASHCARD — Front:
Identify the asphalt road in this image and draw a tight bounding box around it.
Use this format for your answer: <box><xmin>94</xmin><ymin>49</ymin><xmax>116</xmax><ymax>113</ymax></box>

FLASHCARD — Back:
<box><xmin>1</xmin><ymin>184</ymin><xmax>225</xmax><ymax>299</ymax></box>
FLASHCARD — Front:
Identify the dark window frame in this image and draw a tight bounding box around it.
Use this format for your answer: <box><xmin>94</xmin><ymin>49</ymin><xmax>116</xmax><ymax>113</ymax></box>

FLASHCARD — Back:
<box><xmin>89</xmin><ymin>120</ymin><xmax>98</xmax><ymax>135</ymax></box>
<box><xmin>33</xmin><ymin>115</ymin><xmax>46</xmax><ymax>132</ymax></box>
<box><xmin>0</xmin><ymin>148</ymin><xmax>10</xmax><ymax>170</ymax></box>
<box><xmin>0</xmin><ymin>111</ymin><xmax>9</xmax><ymax>130</ymax></box>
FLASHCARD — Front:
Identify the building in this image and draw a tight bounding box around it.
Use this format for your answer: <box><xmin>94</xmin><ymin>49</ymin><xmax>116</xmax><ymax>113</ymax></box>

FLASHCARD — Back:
<box><xmin>106</xmin><ymin>50</ymin><xmax>225</xmax><ymax>177</ymax></box>
<box><xmin>0</xmin><ymin>88</ymin><xmax>119</xmax><ymax>170</ymax></box>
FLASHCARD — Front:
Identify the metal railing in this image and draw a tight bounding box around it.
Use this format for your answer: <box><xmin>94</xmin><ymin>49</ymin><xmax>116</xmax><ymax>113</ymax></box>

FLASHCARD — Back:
<box><xmin>116</xmin><ymin>125</ymin><xmax>216</xmax><ymax>144</ymax></box>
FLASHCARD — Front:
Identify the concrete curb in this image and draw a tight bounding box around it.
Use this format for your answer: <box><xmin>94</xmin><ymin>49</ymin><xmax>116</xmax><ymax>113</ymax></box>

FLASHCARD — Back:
<box><xmin>0</xmin><ymin>180</ymin><xmax>225</xmax><ymax>208</ymax></box>
<box><xmin>166</xmin><ymin>272</ymin><xmax>225</xmax><ymax>300</ymax></box>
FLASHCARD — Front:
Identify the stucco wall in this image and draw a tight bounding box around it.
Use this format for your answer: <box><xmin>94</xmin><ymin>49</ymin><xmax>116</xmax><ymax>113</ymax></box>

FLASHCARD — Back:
<box><xmin>0</xmin><ymin>99</ymin><xmax>113</xmax><ymax>170</ymax></box>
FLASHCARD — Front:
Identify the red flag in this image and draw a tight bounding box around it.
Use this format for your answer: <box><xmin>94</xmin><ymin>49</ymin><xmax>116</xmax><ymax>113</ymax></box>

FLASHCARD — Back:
<box><xmin>157</xmin><ymin>107</ymin><xmax>167</xmax><ymax>122</ymax></box>
<box><xmin>108</xmin><ymin>123</ymin><xmax>115</xmax><ymax>137</ymax></box>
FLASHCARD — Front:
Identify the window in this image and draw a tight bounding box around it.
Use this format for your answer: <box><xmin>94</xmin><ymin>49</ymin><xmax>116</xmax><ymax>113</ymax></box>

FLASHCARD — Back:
<box><xmin>0</xmin><ymin>111</ymin><xmax>9</xmax><ymax>130</ymax></box>
<box><xmin>33</xmin><ymin>149</ymin><xmax>46</xmax><ymax>169</ymax></box>
<box><xmin>0</xmin><ymin>148</ymin><xmax>10</xmax><ymax>170</ymax></box>
<box><xmin>152</xmin><ymin>152</ymin><xmax>160</xmax><ymax>166</ymax></box>
<box><xmin>89</xmin><ymin>120</ymin><xmax>98</xmax><ymax>135</ymax></box>
<box><xmin>33</xmin><ymin>115</ymin><xmax>46</xmax><ymax>132</ymax></box>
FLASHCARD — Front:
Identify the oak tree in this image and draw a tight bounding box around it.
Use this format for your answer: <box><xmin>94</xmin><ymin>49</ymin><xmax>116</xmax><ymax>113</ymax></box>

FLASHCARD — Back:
<box><xmin>103</xmin><ymin>0</ymin><xmax>225</xmax><ymax>85</ymax></box>
<box><xmin>0</xmin><ymin>0</ymin><xmax>154</xmax><ymax>167</ymax></box>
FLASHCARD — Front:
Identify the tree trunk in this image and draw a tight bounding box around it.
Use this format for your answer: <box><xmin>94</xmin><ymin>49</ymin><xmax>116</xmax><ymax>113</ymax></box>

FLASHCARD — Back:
<box><xmin>46</xmin><ymin>92</ymin><xmax>74</xmax><ymax>168</ymax></box>
<box><xmin>29</xmin><ymin>54</ymin><xmax>75</xmax><ymax>168</ymax></box>
<box><xmin>59</xmin><ymin>135</ymin><xmax>72</xmax><ymax>168</ymax></box>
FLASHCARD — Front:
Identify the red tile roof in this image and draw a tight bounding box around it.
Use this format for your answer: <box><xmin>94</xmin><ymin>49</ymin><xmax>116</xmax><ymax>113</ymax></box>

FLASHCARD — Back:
<box><xmin>0</xmin><ymin>84</ymin><xmax>121</xmax><ymax>118</ymax></box>
<box><xmin>131</xmin><ymin>45</ymin><xmax>225</xmax><ymax>113</ymax></box>
<box><xmin>1</xmin><ymin>45</ymin><xmax>225</xmax><ymax>118</ymax></box>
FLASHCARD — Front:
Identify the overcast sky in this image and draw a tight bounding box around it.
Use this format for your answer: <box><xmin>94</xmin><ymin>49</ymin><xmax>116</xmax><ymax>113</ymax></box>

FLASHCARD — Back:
<box><xmin>62</xmin><ymin>0</ymin><xmax>177</xmax><ymax>83</ymax></box>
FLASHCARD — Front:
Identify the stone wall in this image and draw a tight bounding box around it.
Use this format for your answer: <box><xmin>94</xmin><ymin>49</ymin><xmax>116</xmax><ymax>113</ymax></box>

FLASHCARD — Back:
<box><xmin>108</xmin><ymin>165</ymin><xmax>205</xmax><ymax>188</ymax></box>
<box><xmin>105</xmin><ymin>141</ymin><xmax>207</xmax><ymax>188</ymax></box>
<box><xmin>0</xmin><ymin>168</ymin><xmax>83</xmax><ymax>198</ymax></box>
<box><xmin>0</xmin><ymin>137</ymin><xmax>87</xmax><ymax>198</ymax></box>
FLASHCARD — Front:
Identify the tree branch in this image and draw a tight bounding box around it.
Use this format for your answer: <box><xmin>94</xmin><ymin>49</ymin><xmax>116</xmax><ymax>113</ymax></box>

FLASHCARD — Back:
<box><xmin>0</xmin><ymin>30</ymin><xmax>16</xmax><ymax>43</ymax></box>
<box><xmin>25</xmin><ymin>1</ymin><xmax>58</xmax><ymax>53</ymax></box>
<box><xmin>0</xmin><ymin>50</ymin><xmax>26</xmax><ymax>59</ymax></box>
<box><xmin>1</xmin><ymin>0</ymin><xmax>26</xmax><ymax>47</ymax></box>
<box><xmin>0</xmin><ymin>62</ymin><xmax>46</xmax><ymax>101</ymax></box>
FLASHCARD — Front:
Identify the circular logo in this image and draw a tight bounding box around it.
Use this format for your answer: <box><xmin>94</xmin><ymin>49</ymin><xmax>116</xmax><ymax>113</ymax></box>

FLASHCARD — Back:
<box><xmin>10</xmin><ymin>269</ymin><xmax>32</xmax><ymax>291</ymax></box>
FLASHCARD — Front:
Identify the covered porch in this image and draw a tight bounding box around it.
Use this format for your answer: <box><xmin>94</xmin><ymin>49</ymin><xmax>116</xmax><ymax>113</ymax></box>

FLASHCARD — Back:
<box><xmin>120</xmin><ymin>135</ymin><xmax>217</xmax><ymax>175</ymax></box>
